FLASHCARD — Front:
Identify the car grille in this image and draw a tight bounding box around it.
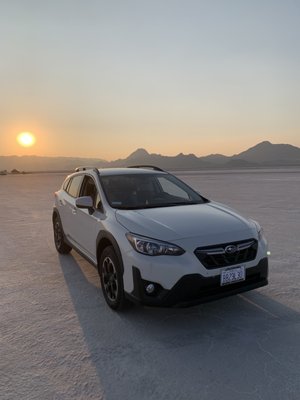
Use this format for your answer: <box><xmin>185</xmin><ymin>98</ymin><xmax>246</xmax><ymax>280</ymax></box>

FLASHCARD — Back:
<box><xmin>194</xmin><ymin>239</ymin><xmax>258</xmax><ymax>269</ymax></box>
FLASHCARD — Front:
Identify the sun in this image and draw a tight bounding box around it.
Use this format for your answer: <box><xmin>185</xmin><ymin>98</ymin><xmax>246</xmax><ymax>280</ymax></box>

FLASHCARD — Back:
<box><xmin>17</xmin><ymin>132</ymin><xmax>36</xmax><ymax>148</ymax></box>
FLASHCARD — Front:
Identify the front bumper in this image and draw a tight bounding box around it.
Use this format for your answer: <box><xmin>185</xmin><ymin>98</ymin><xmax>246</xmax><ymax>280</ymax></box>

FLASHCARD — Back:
<box><xmin>127</xmin><ymin>258</ymin><xmax>268</xmax><ymax>307</ymax></box>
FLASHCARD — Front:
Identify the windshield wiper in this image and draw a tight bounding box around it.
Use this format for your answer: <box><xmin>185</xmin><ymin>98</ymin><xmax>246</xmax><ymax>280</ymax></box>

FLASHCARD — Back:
<box><xmin>157</xmin><ymin>201</ymin><xmax>202</xmax><ymax>207</ymax></box>
<box><xmin>113</xmin><ymin>201</ymin><xmax>203</xmax><ymax>210</ymax></box>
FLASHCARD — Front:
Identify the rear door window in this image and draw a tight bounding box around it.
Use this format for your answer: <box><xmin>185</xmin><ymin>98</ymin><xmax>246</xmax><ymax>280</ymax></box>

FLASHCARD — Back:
<box><xmin>67</xmin><ymin>175</ymin><xmax>83</xmax><ymax>198</ymax></box>
<box><xmin>63</xmin><ymin>178</ymin><xmax>71</xmax><ymax>191</ymax></box>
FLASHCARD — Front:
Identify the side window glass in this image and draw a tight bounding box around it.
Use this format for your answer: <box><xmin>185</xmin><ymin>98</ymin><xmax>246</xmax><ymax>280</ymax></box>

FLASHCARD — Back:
<box><xmin>80</xmin><ymin>176</ymin><xmax>100</xmax><ymax>208</ymax></box>
<box><xmin>63</xmin><ymin>178</ymin><xmax>71</xmax><ymax>191</ymax></box>
<box><xmin>67</xmin><ymin>175</ymin><xmax>83</xmax><ymax>198</ymax></box>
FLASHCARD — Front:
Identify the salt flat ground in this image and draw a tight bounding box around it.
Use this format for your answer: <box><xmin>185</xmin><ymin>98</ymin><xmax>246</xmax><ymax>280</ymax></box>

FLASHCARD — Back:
<box><xmin>1</xmin><ymin>168</ymin><xmax>300</xmax><ymax>400</ymax></box>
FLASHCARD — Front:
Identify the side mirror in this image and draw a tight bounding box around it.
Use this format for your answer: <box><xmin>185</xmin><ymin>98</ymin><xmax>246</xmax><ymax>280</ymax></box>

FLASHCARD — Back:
<box><xmin>76</xmin><ymin>196</ymin><xmax>94</xmax><ymax>213</ymax></box>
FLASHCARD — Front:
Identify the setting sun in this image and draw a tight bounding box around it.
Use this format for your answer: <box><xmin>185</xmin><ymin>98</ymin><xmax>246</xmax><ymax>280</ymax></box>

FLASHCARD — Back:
<box><xmin>17</xmin><ymin>132</ymin><xmax>36</xmax><ymax>148</ymax></box>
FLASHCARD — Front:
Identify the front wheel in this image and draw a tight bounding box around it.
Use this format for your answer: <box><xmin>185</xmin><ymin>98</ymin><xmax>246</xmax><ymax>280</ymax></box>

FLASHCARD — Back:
<box><xmin>98</xmin><ymin>246</ymin><xmax>129</xmax><ymax>310</ymax></box>
<box><xmin>53</xmin><ymin>214</ymin><xmax>72</xmax><ymax>254</ymax></box>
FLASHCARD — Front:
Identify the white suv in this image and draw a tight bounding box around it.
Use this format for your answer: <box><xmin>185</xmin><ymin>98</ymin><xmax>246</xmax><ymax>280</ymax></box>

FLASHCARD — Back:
<box><xmin>53</xmin><ymin>166</ymin><xmax>268</xmax><ymax>310</ymax></box>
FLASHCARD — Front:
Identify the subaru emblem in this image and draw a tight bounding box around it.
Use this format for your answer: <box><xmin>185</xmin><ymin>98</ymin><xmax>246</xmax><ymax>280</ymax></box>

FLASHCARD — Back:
<box><xmin>225</xmin><ymin>245</ymin><xmax>237</xmax><ymax>254</ymax></box>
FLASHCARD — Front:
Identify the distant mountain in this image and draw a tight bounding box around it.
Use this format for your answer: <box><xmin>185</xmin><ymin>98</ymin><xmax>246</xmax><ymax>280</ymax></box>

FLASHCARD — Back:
<box><xmin>127</xmin><ymin>148</ymin><xmax>150</xmax><ymax>160</ymax></box>
<box><xmin>109</xmin><ymin>148</ymin><xmax>209</xmax><ymax>170</ymax></box>
<box><xmin>0</xmin><ymin>155</ymin><xmax>107</xmax><ymax>172</ymax></box>
<box><xmin>232</xmin><ymin>141</ymin><xmax>300</xmax><ymax>165</ymax></box>
<box><xmin>108</xmin><ymin>141</ymin><xmax>300</xmax><ymax>169</ymax></box>
<box><xmin>225</xmin><ymin>158</ymin><xmax>257</xmax><ymax>168</ymax></box>
<box><xmin>1</xmin><ymin>141</ymin><xmax>300</xmax><ymax>172</ymax></box>
<box><xmin>200</xmin><ymin>153</ymin><xmax>230</xmax><ymax>165</ymax></box>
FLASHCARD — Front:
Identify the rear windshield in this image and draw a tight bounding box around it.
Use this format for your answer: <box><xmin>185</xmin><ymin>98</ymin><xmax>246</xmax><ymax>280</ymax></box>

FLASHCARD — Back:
<box><xmin>100</xmin><ymin>173</ymin><xmax>207</xmax><ymax>210</ymax></box>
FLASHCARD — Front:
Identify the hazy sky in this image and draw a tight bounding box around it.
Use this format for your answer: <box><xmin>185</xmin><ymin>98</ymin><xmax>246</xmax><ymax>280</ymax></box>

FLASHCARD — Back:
<box><xmin>1</xmin><ymin>0</ymin><xmax>299</xmax><ymax>160</ymax></box>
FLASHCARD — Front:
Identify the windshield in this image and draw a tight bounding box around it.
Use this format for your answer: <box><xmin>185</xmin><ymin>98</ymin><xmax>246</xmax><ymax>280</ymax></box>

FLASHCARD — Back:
<box><xmin>100</xmin><ymin>173</ymin><xmax>207</xmax><ymax>210</ymax></box>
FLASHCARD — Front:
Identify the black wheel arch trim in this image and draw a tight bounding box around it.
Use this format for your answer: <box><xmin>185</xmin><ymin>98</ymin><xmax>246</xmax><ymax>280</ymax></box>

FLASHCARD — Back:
<box><xmin>96</xmin><ymin>231</ymin><xmax>124</xmax><ymax>274</ymax></box>
<box><xmin>52</xmin><ymin>207</ymin><xmax>60</xmax><ymax>221</ymax></box>
<box><xmin>52</xmin><ymin>207</ymin><xmax>65</xmax><ymax>228</ymax></box>
<box><xmin>52</xmin><ymin>207</ymin><xmax>73</xmax><ymax>253</ymax></box>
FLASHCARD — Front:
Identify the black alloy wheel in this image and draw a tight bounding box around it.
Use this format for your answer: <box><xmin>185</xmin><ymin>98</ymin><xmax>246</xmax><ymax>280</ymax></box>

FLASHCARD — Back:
<box><xmin>99</xmin><ymin>246</ymin><xmax>128</xmax><ymax>310</ymax></box>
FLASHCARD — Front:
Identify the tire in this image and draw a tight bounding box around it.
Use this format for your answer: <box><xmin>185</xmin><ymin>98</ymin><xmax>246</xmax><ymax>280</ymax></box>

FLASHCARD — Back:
<box><xmin>98</xmin><ymin>246</ymin><xmax>129</xmax><ymax>310</ymax></box>
<box><xmin>53</xmin><ymin>213</ymin><xmax>72</xmax><ymax>254</ymax></box>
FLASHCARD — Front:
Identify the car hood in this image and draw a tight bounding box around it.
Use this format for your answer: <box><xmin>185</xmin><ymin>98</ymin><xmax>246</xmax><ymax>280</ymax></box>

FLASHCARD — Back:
<box><xmin>115</xmin><ymin>202</ymin><xmax>256</xmax><ymax>243</ymax></box>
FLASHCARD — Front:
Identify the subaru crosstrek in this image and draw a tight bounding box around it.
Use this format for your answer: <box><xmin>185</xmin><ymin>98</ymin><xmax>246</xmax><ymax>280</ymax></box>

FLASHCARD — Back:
<box><xmin>53</xmin><ymin>166</ymin><xmax>269</xmax><ymax>310</ymax></box>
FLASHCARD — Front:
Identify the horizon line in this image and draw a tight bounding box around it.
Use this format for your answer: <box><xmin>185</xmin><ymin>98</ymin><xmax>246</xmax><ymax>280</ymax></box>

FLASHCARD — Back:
<box><xmin>1</xmin><ymin>140</ymin><xmax>298</xmax><ymax>161</ymax></box>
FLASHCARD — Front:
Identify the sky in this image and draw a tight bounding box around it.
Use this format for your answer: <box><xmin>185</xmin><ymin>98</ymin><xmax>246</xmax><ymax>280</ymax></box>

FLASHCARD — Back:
<box><xmin>0</xmin><ymin>0</ymin><xmax>300</xmax><ymax>160</ymax></box>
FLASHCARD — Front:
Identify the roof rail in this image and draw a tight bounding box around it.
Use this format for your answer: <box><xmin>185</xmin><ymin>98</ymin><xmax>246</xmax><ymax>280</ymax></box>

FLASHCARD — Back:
<box><xmin>128</xmin><ymin>165</ymin><xmax>166</xmax><ymax>172</ymax></box>
<box><xmin>74</xmin><ymin>166</ymin><xmax>97</xmax><ymax>172</ymax></box>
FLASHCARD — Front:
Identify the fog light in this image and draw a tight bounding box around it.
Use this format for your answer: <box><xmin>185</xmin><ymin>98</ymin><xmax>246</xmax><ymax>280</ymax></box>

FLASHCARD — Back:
<box><xmin>145</xmin><ymin>283</ymin><xmax>155</xmax><ymax>294</ymax></box>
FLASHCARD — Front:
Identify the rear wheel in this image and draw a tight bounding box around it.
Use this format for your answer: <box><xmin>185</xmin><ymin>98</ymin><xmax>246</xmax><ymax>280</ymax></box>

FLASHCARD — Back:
<box><xmin>99</xmin><ymin>246</ymin><xmax>129</xmax><ymax>310</ymax></box>
<box><xmin>53</xmin><ymin>214</ymin><xmax>72</xmax><ymax>254</ymax></box>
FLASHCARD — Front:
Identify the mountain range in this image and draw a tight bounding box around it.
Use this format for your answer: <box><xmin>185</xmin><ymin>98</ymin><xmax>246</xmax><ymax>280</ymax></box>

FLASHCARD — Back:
<box><xmin>1</xmin><ymin>141</ymin><xmax>300</xmax><ymax>172</ymax></box>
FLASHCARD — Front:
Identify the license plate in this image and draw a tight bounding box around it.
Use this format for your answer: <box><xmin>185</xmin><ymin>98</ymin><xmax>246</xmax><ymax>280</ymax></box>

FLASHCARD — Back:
<box><xmin>221</xmin><ymin>266</ymin><xmax>245</xmax><ymax>286</ymax></box>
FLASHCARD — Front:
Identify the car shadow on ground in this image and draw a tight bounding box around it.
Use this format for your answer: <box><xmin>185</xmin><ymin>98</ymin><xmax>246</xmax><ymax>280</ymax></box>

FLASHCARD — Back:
<box><xmin>59</xmin><ymin>252</ymin><xmax>300</xmax><ymax>400</ymax></box>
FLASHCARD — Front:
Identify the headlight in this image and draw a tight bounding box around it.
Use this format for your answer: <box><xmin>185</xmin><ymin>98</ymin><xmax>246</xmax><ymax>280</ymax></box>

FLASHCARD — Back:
<box><xmin>126</xmin><ymin>233</ymin><xmax>185</xmax><ymax>256</ymax></box>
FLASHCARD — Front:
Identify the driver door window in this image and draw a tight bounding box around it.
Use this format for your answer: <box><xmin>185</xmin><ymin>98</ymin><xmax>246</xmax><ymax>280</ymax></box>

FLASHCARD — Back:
<box><xmin>80</xmin><ymin>176</ymin><xmax>101</xmax><ymax>209</ymax></box>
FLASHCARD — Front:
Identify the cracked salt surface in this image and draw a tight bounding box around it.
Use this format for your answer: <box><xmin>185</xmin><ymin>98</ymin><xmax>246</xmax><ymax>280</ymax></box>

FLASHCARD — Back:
<box><xmin>0</xmin><ymin>169</ymin><xmax>300</xmax><ymax>400</ymax></box>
